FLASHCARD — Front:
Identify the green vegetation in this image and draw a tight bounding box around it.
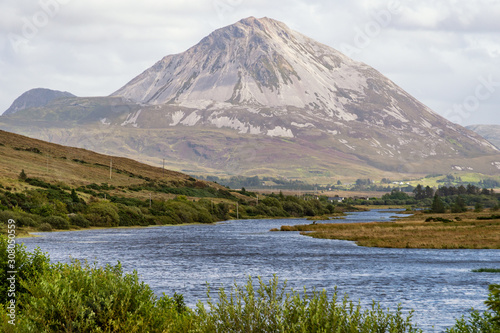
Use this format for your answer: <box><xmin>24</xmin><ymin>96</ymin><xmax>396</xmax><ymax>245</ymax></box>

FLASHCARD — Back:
<box><xmin>1</xmin><ymin>237</ymin><xmax>499</xmax><ymax>332</ymax></box>
<box><xmin>195</xmin><ymin>276</ymin><xmax>421</xmax><ymax>332</ymax></box>
<box><xmin>445</xmin><ymin>284</ymin><xmax>500</xmax><ymax>332</ymax></box>
<box><xmin>277</xmin><ymin>211</ymin><xmax>500</xmax><ymax>249</ymax></box>
<box><xmin>350</xmin><ymin>184</ymin><xmax>499</xmax><ymax>212</ymax></box>
<box><xmin>1</xmin><ymin>171</ymin><xmax>349</xmax><ymax>235</ymax></box>
<box><xmin>472</xmin><ymin>268</ymin><xmax>500</xmax><ymax>273</ymax></box>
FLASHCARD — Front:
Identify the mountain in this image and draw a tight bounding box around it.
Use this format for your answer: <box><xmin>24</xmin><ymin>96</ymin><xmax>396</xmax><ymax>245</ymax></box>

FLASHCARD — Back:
<box><xmin>1</xmin><ymin>17</ymin><xmax>499</xmax><ymax>182</ymax></box>
<box><xmin>3</xmin><ymin>88</ymin><xmax>75</xmax><ymax>116</ymax></box>
<box><xmin>466</xmin><ymin>125</ymin><xmax>500</xmax><ymax>150</ymax></box>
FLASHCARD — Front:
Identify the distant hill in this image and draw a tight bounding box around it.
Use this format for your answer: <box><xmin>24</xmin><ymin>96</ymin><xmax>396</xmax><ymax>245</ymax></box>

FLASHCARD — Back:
<box><xmin>466</xmin><ymin>125</ymin><xmax>500</xmax><ymax>150</ymax></box>
<box><xmin>3</xmin><ymin>88</ymin><xmax>75</xmax><ymax>116</ymax></box>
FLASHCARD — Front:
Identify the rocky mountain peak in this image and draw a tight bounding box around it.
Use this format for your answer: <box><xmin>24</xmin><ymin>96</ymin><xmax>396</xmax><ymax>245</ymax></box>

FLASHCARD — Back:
<box><xmin>112</xmin><ymin>16</ymin><xmax>357</xmax><ymax>112</ymax></box>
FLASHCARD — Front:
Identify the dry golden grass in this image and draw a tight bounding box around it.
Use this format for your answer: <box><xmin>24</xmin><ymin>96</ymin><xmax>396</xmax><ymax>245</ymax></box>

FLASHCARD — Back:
<box><xmin>0</xmin><ymin>129</ymin><xmax>229</xmax><ymax>193</ymax></box>
<box><xmin>278</xmin><ymin>210</ymin><xmax>500</xmax><ymax>249</ymax></box>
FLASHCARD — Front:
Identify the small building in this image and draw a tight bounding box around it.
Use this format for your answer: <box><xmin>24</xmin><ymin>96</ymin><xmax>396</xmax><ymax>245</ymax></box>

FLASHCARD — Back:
<box><xmin>327</xmin><ymin>196</ymin><xmax>345</xmax><ymax>203</ymax></box>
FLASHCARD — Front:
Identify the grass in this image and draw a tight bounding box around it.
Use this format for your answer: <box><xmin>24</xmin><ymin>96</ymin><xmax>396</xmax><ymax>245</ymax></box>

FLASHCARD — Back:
<box><xmin>472</xmin><ymin>268</ymin><xmax>500</xmax><ymax>273</ymax></box>
<box><xmin>277</xmin><ymin>210</ymin><xmax>500</xmax><ymax>249</ymax></box>
<box><xmin>0</xmin><ymin>129</ymin><xmax>241</xmax><ymax>203</ymax></box>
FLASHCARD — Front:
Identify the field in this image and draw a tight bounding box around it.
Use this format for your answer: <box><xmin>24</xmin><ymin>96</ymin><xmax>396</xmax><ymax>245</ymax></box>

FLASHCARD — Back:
<box><xmin>277</xmin><ymin>210</ymin><xmax>500</xmax><ymax>249</ymax></box>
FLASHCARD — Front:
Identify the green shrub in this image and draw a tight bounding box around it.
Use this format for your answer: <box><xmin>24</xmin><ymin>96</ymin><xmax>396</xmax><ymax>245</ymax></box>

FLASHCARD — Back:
<box><xmin>42</xmin><ymin>216</ymin><xmax>70</xmax><ymax>230</ymax></box>
<box><xmin>446</xmin><ymin>284</ymin><xmax>500</xmax><ymax>332</ymax></box>
<box><xmin>0</xmin><ymin>236</ymin><xmax>50</xmax><ymax>305</ymax></box>
<box><xmin>85</xmin><ymin>201</ymin><xmax>120</xmax><ymax>227</ymax></box>
<box><xmin>0</xmin><ymin>211</ymin><xmax>40</xmax><ymax>227</ymax></box>
<box><xmin>0</xmin><ymin>211</ymin><xmax>19</xmax><ymax>223</ymax></box>
<box><xmin>16</xmin><ymin>216</ymin><xmax>38</xmax><ymax>228</ymax></box>
<box><xmin>194</xmin><ymin>275</ymin><xmax>422</xmax><ymax>332</ymax></box>
<box><xmin>69</xmin><ymin>214</ymin><xmax>90</xmax><ymax>228</ymax></box>
<box><xmin>7</xmin><ymin>260</ymin><xmax>193</xmax><ymax>332</ymax></box>
<box><xmin>38</xmin><ymin>223</ymin><xmax>52</xmax><ymax>232</ymax></box>
<box><xmin>117</xmin><ymin>204</ymin><xmax>145</xmax><ymax>226</ymax></box>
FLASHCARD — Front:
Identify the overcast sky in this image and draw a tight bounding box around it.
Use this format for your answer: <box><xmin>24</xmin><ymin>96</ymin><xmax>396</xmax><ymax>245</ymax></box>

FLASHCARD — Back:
<box><xmin>1</xmin><ymin>0</ymin><xmax>499</xmax><ymax>126</ymax></box>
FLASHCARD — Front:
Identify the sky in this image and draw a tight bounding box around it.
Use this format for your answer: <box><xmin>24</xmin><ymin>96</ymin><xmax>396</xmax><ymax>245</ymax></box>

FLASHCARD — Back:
<box><xmin>0</xmin><ymin>0</ymin><xmax>499</xmax><ymax>126</ymax></box>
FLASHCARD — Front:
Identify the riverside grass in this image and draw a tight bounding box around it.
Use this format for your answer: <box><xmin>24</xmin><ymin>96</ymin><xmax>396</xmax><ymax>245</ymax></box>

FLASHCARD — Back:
<box><xmin>277</xmin><ymin>210</ymin><xmax>500</xmax><ymax>249</ymax></box>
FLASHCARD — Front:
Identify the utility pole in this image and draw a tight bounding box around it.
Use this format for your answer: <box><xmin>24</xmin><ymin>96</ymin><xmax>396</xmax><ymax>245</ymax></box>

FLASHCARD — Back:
<box><xmin>162</xmin><ymin>159</ymin><xmax>165</xmax><ymax>177</ymax></box>
<box><xmin>109</xmin><ymin>158</ymin><xmax>113</xmax><ymax>180</ymax></box>
<box><xmin>236</xmin><ymin>203</ymin><xmax>239</xmax><ymax>219</ymax></box>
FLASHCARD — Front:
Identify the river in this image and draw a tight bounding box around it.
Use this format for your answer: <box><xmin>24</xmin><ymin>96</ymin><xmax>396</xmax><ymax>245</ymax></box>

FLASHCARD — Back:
<box><xmin>21</xmin><ymin>209</ymin><xmax>500</xmax><ymax>332</ymax></box>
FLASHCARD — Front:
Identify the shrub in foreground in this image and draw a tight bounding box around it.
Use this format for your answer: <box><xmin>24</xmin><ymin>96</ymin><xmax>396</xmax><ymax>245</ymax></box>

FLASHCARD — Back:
<box><xmin>195</xmin><ymin>276</ymin><xmax>422</xmax><ymax>333</ymax></box>
<box><xmin>8</xmin><ymin>260</ymin><xmax>193</xmax><ymax>332</ymax></box>
<box><xmin>0</xmin><ymin>236</ymin><xmax>50</xmax><ymax>305</ymax></box>
<box><xmin>445</xmin><ymin>284</ymin><xmax>500</xmax><ymax>332</ymax></box>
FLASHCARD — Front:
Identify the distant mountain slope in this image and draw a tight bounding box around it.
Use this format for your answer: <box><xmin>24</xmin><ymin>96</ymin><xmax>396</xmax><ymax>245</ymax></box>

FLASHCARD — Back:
<box><xmin>466</xmin><ymin>125</ymin><xmax>500</xmax><ymax>150</ymax></box>
<box><xmin>1</xmin><ymin>17</ymin><xmax>499</xmax><ymax>181</ymax></box>
<box><xmin>3</xmin><ymin>88</ymin><xmax>75</xmax><ymax>116</ymax></box>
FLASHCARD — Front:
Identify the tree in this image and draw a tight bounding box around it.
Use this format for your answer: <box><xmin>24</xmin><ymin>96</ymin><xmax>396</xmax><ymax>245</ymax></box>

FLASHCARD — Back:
<box><xmin>430</xmin><ymin>194</ymin><xmax>446</xmax><ymax>213</ymax></box>
<box><xmin>71</xmin><ymin>189</ymin><xmax>80</xmax><ymax>203</ymax></box>
<box><xmin>19</xmin><ymin>169</ymin><xmax>27</xmax><ymax>181</ymax></box>
<box><xmin>413</xmin><ymin>184</ymin><xmax>425</xmax><ymax>200</ymax></box>
<box><xmin>457</xmin><ymin>185</ymin><xmax>467</xmax><ymax>195</ymax></box>
<box><xmin>424</xmin><ymin>186</ymin><xmax>434</xmax><ymax>199</ymax></box>
<box><xmin>451</xmin><ymin>196</ymin><xmax>467</xmax><ymax>213</ymax></box>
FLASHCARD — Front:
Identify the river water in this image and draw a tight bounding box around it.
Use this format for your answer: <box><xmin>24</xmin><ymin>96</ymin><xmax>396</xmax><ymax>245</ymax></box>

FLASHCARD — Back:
<box><xmin>21</xmin><ymin>209</ymin><xmax>500</xmax><ymax>332</ymax></box>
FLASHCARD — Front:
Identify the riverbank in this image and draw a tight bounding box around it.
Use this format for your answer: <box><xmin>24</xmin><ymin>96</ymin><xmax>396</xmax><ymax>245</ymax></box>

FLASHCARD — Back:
<box><xmin>276</xmin><ymin>210</ymin><xmax>500</xmax><ymax>249</ymax></box>
<box><xmin>11</xmin><ymin>222</ymin><xmax>216</xmax><ymax>238</ymax></box>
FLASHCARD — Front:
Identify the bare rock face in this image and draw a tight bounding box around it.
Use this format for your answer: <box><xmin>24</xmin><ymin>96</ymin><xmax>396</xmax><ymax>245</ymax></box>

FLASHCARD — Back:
<box><xmin>2</xmin><ymin>17</ymin><xmax>499</xmax><ymax>179</ymax></box>
<box><xmin>3</xmin><ymin>88</ymin><xmax>75</xmax><ymax>115</ymax></box>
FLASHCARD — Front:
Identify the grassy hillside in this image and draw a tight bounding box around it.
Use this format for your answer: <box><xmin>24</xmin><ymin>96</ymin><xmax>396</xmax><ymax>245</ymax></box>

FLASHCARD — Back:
<box><xmin>0</xmin><ymin>129</ymin><xmax>253</xmax><ymax>234</ymax></box>
<box><xmin>0</xmin><ymin>128</ymin><xmax>198</xmax><ymax>187</ymax></box>
<box><xmin>0</xmin><ymin>129</ymin><xmax>349</xmax><ymax>235</ymax></box>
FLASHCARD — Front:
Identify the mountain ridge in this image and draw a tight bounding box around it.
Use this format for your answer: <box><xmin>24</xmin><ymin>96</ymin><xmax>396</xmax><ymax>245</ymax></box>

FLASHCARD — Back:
<box><xmin>3</xmin><ymin>88</ymin><xmax>75</xmax><ymax>116</ymax></box>
<box><xmin>466</xmin><ymin>124</ymin><xmax>500</xmax><ymax>150</ymax></box>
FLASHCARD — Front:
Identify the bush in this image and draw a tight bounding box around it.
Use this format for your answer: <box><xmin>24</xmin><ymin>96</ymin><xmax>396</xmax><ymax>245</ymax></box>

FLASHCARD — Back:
<box><xmin>69</xmin><ymin>214</ymin><xmax>90</xmax><ymax>228</ymax></box>
<box><xmin>16</xmin><ymin>216</ymin><xmax>38</xmax><ymax>228</ymax></box>
<box><xmin>446</xmin><ymin>284</ymin><xmax>500</xmax><ymax>332</ymax></box>
<box><xmin>85</xmin><ymin>201</ymin><xmax>120</xmax><ymax>227</ymax></box>
<box><xmin>42</xmin><ymin>216</ymin><xmax>70</xmax><ymax>230</ymax></box>
<box><xmin>195</xmin><ymin>276</ymin><xmax>422</xmax><ymax>332</ymax></box>
<box><xmin>38</xmin><ymin>223</ymin><xmax>52</xmax><ymax>232</ymax></box>
<box><xmin>0</xmin><ymin>236</ymin><xmax>50</xmax><ymax>305</ymax></box>
<box><xmin>0</xmin><ymin>211</ymin><xmax>40</xmax><ymax>227</ymax></box>
<box><xmin>5</xmin><ymin>260</ymin><xmax>193</xmax><ymax>332</ymax></box>
<box><xmin>117</xmin><ymin>204</ymin><xmax>145</xmax><ymax>226</ymax></box>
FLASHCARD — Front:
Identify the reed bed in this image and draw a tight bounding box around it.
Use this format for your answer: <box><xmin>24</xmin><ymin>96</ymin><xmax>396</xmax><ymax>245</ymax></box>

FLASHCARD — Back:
<box><xmin>278</xmin><ymin>211</ymin><xmax>500</xmax><ymax>249</ymax></box>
